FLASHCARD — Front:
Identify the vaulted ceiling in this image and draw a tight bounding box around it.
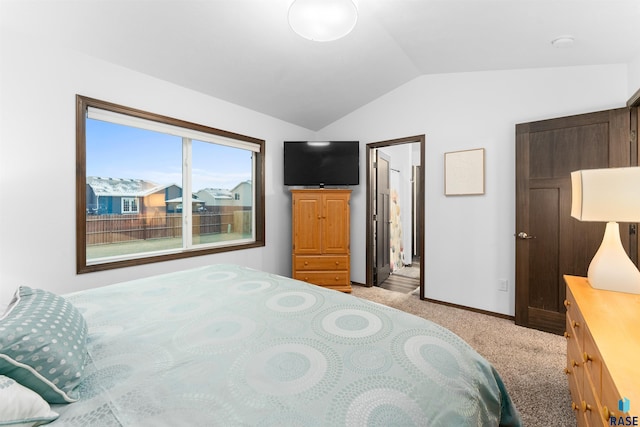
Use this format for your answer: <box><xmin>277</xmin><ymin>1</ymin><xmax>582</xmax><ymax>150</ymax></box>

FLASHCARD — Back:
<box><xmin>3</xmin><ymin>0</ymin><xmax>639</xmax><ymax>130</ymax></box>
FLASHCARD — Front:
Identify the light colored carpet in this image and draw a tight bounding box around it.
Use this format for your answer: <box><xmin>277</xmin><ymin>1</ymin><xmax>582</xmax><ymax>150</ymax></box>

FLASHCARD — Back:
<box><xmin>350</xmin><ymin>284</ymin><xmax>575</xmax><ymax>427</ymax></box>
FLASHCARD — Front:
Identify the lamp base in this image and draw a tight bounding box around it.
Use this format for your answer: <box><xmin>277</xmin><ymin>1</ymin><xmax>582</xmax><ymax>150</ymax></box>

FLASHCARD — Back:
<box><xmin>587</xmin><ymin>222</ymin><xmax>640</xmax><ymax>294</ymax></box>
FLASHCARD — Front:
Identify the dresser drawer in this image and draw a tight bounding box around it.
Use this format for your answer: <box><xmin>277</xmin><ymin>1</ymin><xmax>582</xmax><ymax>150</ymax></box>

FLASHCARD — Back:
<box><xmin>564</xmin><ymin>287</ymin><xmax>584</xmax><ymax>343</ymax></box>
<box><xmin>565</xmin><ymin>338</ymin><xmax>583</xmax><ymax>421</ymax></box>
<box><xmin>567</xmin><ymin>315</ymin><xmax>584</xmax><ymax>395</ymax></box>
<box><xmin>582</xmin><ymin>373</ymin><xmax>605</xmax><ymax>427</ymax></box>
<box><xmin>294</xmin><ymin>255</ymin><xmax>349</xmax><ymax>271</ymax></box>
<box><xmin>600</xmin><ymin>363</ymin><xmax>623</xmax><ymax>425</ymax></box>
<box><xmin>582</xmin><ymin>323</ymin><xmax>602</xmax><ymax>398</ymax></box>
<box><xmin>293</xmin><ymin>270</ymin><xmax>350</xmax><ymax>286</ymax></box>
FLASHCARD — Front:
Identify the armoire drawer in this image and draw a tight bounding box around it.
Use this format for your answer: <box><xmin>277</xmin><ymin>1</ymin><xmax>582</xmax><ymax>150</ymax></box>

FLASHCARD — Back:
<box><xmin>293</xmin><ymin>270</ymin><xmax>350</xmax><ymax>286</ymax></box>
<box><xmin>294</xmin><ymin>255</ymin><xmax>349</xmax><ymax>271</ymax></box>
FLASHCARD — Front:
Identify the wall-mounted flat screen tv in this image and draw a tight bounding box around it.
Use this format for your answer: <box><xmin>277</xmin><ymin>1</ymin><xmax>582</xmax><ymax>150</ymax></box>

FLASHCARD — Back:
<box><xmin>284</xmin><ymin>141</ymin><xmax>359</xmax><ymax>187</ymax></box>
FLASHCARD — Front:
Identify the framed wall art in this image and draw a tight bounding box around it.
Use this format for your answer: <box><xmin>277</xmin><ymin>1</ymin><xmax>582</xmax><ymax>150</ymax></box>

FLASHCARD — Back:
<box><xmin>444</xmin><ymin>148</ymin><xmax>485</xmax><ymax>196</ymax></box>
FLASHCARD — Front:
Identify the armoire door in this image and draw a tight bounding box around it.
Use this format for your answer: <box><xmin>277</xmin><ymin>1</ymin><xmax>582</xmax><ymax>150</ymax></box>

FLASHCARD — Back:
<box><xmin>292</xmin><ymin>192</ymin><xmax>322</xmax><ymax>255</ymax></box>
<box><xmin>321</xmin><ymin>192</ymin><xmax>351</xmax><ymax>255</ymax></box>
<box><xmin>515</xmin><ymin>107</ymin><xmax>635</xmax><ymax>334</ymax></box>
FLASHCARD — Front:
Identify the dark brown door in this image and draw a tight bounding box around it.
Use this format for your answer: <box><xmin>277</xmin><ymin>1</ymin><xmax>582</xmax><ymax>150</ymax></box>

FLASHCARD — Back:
<box><xmin>515</xmin><ymin>108</ymin><xmax>634</xmax><ymax>334</ymax></box>
<box><xmin>375</xmin><ymin>150</ymin><xmax>391</xmax><ymax>285</ymax></box>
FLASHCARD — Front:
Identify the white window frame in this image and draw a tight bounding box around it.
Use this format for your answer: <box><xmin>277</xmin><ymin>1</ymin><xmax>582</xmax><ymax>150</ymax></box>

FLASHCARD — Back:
<box><xmin>121</xmin><ymin>197</ymin><xmax>139</xmax><ymax>214</ymax></box>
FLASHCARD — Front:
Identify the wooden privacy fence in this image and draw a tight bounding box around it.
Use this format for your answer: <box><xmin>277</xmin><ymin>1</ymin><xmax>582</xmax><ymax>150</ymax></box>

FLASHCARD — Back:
<box><xmin>86</xmin><ymin>207</ymin><xmax>251</xmax><ymax>245</ymax></box>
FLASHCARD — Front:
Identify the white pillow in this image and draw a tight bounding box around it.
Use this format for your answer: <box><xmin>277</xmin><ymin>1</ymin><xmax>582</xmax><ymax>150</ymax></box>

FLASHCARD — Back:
<box><xmin>0</xmin><ymin>375</ymin><xmax>58</xmax><ymax>426</ymax></box>
<box><xmin>0</xmin><ymin>285</ymin><xmax>18</xmax><ymax>317</ymax></box>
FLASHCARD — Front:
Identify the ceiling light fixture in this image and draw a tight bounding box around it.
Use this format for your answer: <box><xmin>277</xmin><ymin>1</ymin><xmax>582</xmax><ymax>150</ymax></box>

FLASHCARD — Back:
<box><xmin>551</xmin><ymin>35</ymin><xmax>575</xmax><ymax>48</ymax></box>
<box><xmin>288</xmin><ymin>0</ymin><xmax>358</xmax><ymax>42</ymax></box>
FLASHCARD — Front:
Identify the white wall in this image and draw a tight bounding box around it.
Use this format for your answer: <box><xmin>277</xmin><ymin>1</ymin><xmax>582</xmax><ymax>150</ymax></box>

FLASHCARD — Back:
<box><xmin>1</xmin><ymin>25</ymin><xmax>633</xmax><ymax>318</ymax></box>
<box><xmin>319</xmin><ymin>64</ymin><xmax>629</xmax><ymax>316</ymax></box>
<box><xmin>0</xmin><ymin>29</ymin><xmax>315</xmax><ymax>306</ymax></box>
<box><xmin>629</xmin><ymin>54</ymin><xmax>640</xmax><ymax>99</ymax></box>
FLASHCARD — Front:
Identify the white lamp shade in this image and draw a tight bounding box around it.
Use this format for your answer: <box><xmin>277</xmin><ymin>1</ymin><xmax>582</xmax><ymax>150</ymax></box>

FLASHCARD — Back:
<box><xmin>571</xmin><ymin>167</ymin><xmax>640</xmax><ymax>222</ymax></box>
<box><xmin>288</xmin><ymin>0</ymin><xmax>358</xmax><ymax>42</ymax></box>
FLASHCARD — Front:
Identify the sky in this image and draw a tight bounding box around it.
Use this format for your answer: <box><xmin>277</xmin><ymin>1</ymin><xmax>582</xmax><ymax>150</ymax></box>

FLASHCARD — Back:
<box><xmin>86</xmin><ymin>119</ymin><xmax>253</xmax><ymax>192</ymax></box>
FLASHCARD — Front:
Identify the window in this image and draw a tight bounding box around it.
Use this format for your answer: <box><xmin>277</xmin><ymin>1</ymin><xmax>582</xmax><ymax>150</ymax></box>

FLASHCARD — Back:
<box><xmin>76</xmin><ymin>95</ymin><xmax>265</xmax><ymax>273</ymax></box>
<box><xmin>121</xmin><ymin>198</ymin><xmax>139</xmax><ymax>214</ymax></box>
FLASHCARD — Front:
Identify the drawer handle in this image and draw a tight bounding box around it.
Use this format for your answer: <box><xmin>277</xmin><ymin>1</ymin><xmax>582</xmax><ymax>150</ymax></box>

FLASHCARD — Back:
<box><xmin>572</xmin><ymin>320</ymin><xmax>580</xmax><ymax>328</ymax></box>
<box><xmin>304</xmin><ymin>277</ymin><xmax>309</xmax><ymax>281</ymax></box>
<box><xmin>304</xmin><ymin>261</ymin><xmax>308</xmax><ymax>266</ymax></box>
<box><xmin>564</xmin><ymin>331</ymin><xmax>571</xmax><ymax>339</ymax></box>
<box><xmin>571</xmin><ymin>359</ymin><xmax>579</xmax><ymax>368</ymax></box>
<box><xmin>582</xmin><ymin>401</ymin><xmax>592</xmax><ymax>413</ymax></box>
<box><xmin>335</xmin><ymin>261</ymin><xmax>339</xmax><ymax>265</ymax></box>
<box><xmin>582</xmin><ymin>352</ymin><xmax>593</xmax><ymax>363</ymax></box>
<box><xmin>564</xmin><ymin>299</ymin><xmax>571</xmax><ymax>308</ymax></box>
<box><xmin>571</xmin><ymin>402</ymin><xmax>579</xmax><ymax>412</ymax></box>
<box><xmin>334</xmin><ymin>276</ymin><xmax>339</xmax><ymax>281</ymax></box>
<box><xmin>564</xmin><ymin>368</ymin><xmax>571</xmax><ymax>375</ymax></box>
<box><xmin>603</xmin><ymin>406</ymin><xmax>615</xmax><ymax>421</ymax></box>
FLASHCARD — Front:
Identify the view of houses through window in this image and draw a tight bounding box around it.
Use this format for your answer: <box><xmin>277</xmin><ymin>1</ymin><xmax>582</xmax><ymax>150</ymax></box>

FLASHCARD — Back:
<box><xmin>78</xmin><ymin>96</ymin><xmax>264</xmax><ymax>271</ymax></box>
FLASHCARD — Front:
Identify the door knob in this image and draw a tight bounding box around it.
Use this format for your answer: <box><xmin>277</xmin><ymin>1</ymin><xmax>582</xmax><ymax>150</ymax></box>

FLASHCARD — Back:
<box><xmin>516</xmin><ymin>232</ymin><xmax>536</xmax><ymax>240</ymax></box>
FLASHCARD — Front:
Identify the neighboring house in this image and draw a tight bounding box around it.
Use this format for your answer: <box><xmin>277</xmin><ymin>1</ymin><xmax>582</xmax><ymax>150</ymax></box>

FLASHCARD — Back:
<box><xmin>165</xmin><ymin>196</ymin><xmax>206</xmax><ymax>214</ymax></box>
<box><xmin>194</xmin><ymin>188</ymin><xmax>235</xmax><ymax>207</ymax></box>
<box><xmin>194</xmin><ymin>182</ymin><xmax>252</xmax><ymax>209</ymax></box>
<box><xmin>86</xmin><ymin>177</ymin><xmax>181</xmax><ymax>215</ymax></box>
<box><xmin>194</xmin><ymin>183</ymin><xmax>252</xmax><ymax>233</ymax></box>
<box><xmin>230</xmin><ymin>181</ymin><xmax>252</xmax><ymax>206</ymax></box>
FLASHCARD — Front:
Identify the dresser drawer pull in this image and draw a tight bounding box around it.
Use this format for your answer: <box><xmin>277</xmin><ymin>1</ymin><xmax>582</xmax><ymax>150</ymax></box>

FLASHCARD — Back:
<box><xmin>564</xmin><ymin>331</ymin><xmax>571</xmax><ymax>339</ymax></box>
<box><xmin>581</xmin><ymin>401</ymin><xmax>592</xmax><ymax>413</ymax></box>
<box><xmin>564</xmin><ymin>368</ymin><xmax>571</xmax><ymax>375</ymax></box>
<box><xmin>582</xmin><ymin>352</ymin><xmax>593</xmax><ymax>363</ymax></box>
<box><xmin>572</xmin><ymin>320</ymin><xmax>580</xmax><ymax>328</ymax></box>
<box><xmin>564</xmin><ymin>299</ymin><xmax>571</xmax><ymax>308</ymax></box>
<box><xmin>304</xmin><ymin>261</ymin><xmax>308</xmax><ymax>266</ymax></box>
<box><xmin>571</xmin><ymin>402</ymin><xmax>579</xmax><ymax>412</ymax></box>
<box><xmin>571</xmin><ymin>359</ymin><xmax>579</xmax><ymax>368</ymax></box>
<box><xmin>603</xmin><ymin>406</ymin><xmax>615</xmax><ymax>421</ymax></box>
<box><xmin>334</xmin><ymin>276</ymin><xmax>339</xmax><ymax>281</ymax></box>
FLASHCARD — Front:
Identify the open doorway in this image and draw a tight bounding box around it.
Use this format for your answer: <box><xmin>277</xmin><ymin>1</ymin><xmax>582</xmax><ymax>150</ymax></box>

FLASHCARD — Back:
<box><xmin>366</xmin><ymin>135</ymin><xmax>425</xmax><ymax>298</ymax></box>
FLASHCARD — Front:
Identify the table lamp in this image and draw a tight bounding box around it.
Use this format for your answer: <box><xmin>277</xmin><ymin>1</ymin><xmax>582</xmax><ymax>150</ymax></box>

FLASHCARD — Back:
<box><xmin>570</xmin><ymin>167</ymin><xmax>640</xmax><ymax>294</ymax></box>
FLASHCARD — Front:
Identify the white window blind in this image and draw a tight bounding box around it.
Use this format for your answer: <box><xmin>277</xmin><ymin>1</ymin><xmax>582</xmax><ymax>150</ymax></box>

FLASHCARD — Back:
<box><xmin>87</xmin><ymin>107</ymin><xmax>260</xmax><ymax>153</ymax></box>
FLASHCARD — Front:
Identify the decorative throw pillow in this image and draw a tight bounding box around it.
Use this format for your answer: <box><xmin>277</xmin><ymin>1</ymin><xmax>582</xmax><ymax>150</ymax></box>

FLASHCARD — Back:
<box><xmin>0</xmin><ymin>286</ymin><xmax>87</xmax><ymax>403</ymax></box>
<box><xmin>0</xmin><ymin>374</ymin><xmax>59</xmax><ymax>426</ymax></box>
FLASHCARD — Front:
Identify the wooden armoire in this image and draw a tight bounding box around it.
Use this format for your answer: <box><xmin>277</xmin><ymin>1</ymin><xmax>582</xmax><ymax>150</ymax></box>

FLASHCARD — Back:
<box><xmin>291</xmin><ymin>189</ymin><xmax>352</xmax><ymax>292</ymax></box>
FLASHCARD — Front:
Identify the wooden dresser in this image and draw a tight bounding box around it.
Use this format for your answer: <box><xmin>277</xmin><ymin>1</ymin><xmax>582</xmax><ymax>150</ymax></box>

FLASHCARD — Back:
<box><xmin>564</xmin><ymin>275</ymin><xmax>640</xmax><ymax>426</ymax></box>
<box><xmin>291</xmin><ymin>189</ymin><xmax>351</xmax><ymax>292</ymax></box>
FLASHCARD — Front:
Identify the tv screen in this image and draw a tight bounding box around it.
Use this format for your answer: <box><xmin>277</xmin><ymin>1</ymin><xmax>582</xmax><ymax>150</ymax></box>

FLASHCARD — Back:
<box><xmin>284</xmin><ymin>141</ymin><xmax>359</xmax><ymax>187</ymax></box>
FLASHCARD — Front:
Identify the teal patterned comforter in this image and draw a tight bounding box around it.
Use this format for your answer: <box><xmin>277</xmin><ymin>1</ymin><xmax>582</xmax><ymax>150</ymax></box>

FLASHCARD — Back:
<box><xmin>53</xmin><ymin>264</ymin><xmax>521</xmax><ymax>426</ymax></box>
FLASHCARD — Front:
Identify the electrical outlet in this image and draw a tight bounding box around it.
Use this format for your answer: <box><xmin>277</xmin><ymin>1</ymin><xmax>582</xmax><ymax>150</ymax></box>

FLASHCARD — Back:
<box><xmin>498</xmin><ymin>279</ymin><xmax>508</xmax><ymax>292</ymax></box>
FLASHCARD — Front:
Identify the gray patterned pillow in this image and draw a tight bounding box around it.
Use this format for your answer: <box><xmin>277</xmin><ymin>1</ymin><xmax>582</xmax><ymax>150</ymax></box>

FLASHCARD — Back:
<box><xmin>0</xmin><ymin>286</ymin><xmax>88</xmax><ymax>403</ymax></box>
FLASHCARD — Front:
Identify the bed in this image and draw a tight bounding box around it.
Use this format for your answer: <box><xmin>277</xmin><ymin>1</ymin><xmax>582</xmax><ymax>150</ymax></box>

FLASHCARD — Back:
<box><xmin>1</xmin><ymin>264</ymin><xmax>521</xmax><ymax>426</ymax></box>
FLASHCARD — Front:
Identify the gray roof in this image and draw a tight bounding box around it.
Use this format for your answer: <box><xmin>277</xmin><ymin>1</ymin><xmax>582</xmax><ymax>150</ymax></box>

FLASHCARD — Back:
<box><xmin>165</xmin><ymin>197</ymin><xmax>205</xmax><ymax>204</ymax></box>
<box><xmin>87</xmin><ymin>177</ymin><xmax>175</xmax><ymax>197</ymax></box>
<box><xmin>196</xmin><ymin>188</ymin><xmax>233</xmax><ymax>199</ymax></box>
